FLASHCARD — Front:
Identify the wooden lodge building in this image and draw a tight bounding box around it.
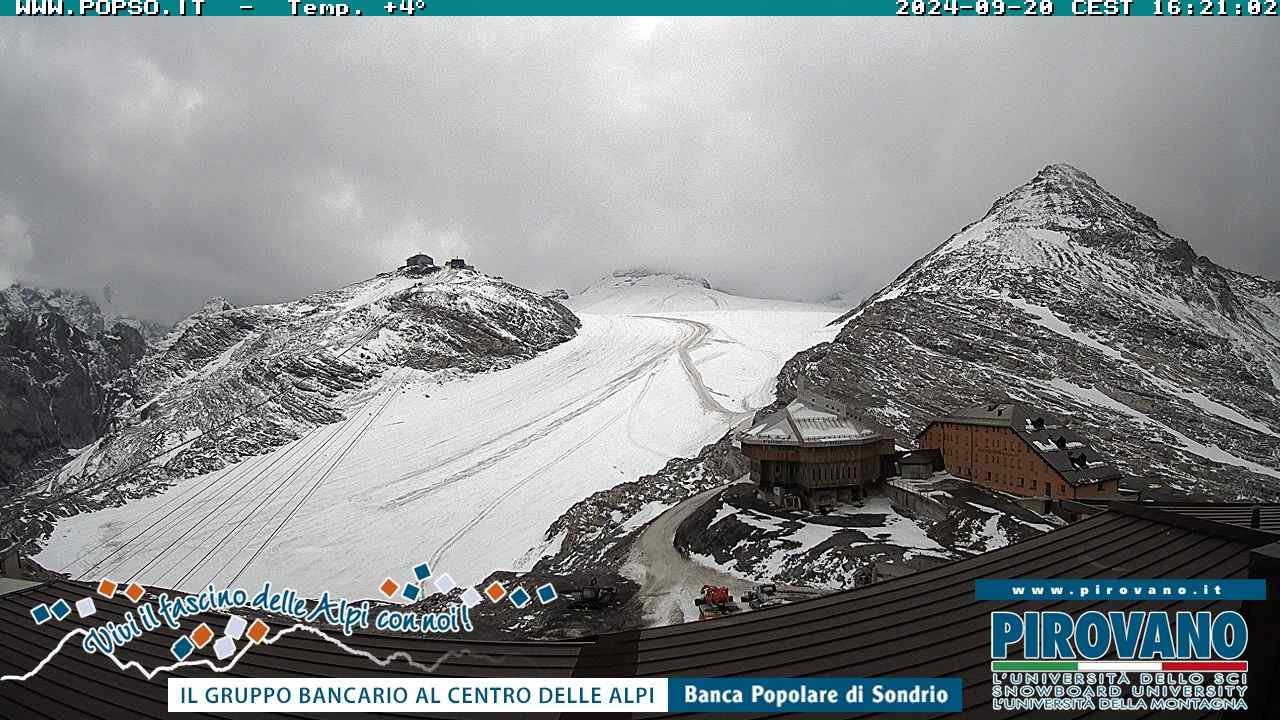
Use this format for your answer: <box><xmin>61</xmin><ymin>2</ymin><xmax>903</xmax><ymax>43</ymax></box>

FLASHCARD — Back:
<box><xmin>737</xmin><ymin>386</ymin><xmax>896</xmax><ymax>510</ymax></box>
<box><xmin>917</xmin><ymin>402</ymin><xmax>1124</xmax><ymax>500</ymax></box>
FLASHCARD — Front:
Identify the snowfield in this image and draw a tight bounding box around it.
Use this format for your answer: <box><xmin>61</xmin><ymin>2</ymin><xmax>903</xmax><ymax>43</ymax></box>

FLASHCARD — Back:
<box><xmin>37</xmin><ymin>272</ymin><xmax>841</xmax><ymax>598</ymax></box>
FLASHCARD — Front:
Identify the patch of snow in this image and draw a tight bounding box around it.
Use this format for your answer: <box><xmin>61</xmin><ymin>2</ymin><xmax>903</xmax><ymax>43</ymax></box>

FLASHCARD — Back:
<box><xmin>1005</xmin><ymin>294</ymin><xmax>1278</xmax><ymax>438</ymax></box>
<box><xmin>981</xmin><ymin>514</ymin><xmax>1009</xmax><ymax>551</ymax></box>
<box><xmin>1043</xmin><ymin>378</ymin><xmax>1280</xmax><ymax>480</ymax></box>
<box><xmin>620</xmin><ymin>500</ymin><xmax>674</xmax><ymax>533</ymax></box>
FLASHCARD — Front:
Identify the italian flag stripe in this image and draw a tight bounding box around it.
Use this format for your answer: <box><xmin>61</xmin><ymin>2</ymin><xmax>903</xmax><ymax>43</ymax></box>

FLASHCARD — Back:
<box><xmin>991</xmin><ymin>660</ymin><xmax>1247</xmax><ymax>672</ymax></box>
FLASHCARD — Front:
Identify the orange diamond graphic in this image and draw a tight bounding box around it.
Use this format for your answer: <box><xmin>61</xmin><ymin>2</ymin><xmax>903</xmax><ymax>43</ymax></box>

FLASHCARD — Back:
<box><xmin>97</xmin><ymin>579</ymin><xmax>118</xmax><ymax>599</ymax></box>
<box><xmin>484</xmin><ymin>581</ymin><xmax>507</xmax><ymax>603</ymax></box>
<box><xmin>378</xmin><ymin>578</ymin><xmax>399</xmax><ymax>599</ymax></box>
<box><xmin>246</xmin><ymin>619</ymin><xmax>269</xmax><ymax>644</ymax></box>
<box><xmin>124</xmin><ymin>583</ymin><xmax>145</xmax><ymax>603</ymax></box>
<box><xmin>191</xmin><ymin>623</ymin><xmax>215</xmax><ymax>649</ymax></box>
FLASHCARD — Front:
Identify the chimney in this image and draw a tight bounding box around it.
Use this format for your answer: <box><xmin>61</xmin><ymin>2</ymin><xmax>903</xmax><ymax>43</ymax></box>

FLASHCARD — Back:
<box><xmin>1253</xmin><ymin>505</ymin><xmax>1263</xmax><ymax>530</ymax></box>
<box><xmin>1</xmin><ymin>543</ymin><xmax>20</xmax><ymax>577</ymax></box>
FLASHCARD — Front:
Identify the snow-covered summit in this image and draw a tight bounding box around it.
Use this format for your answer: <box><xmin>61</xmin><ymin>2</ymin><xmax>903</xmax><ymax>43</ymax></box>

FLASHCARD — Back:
<box><xmin>787</xmin><ymin>165</ymin><xmax>1280</xmax><ymax>501</ymax></box>
<box><xmin>592</xmin><ymin>268</ymin><xmax>712</xmax><ymax>291</ymax></box>
<box><xmin>199</xmin><ymin>296</ymin><xmax>236</xmax><ymax>314</ymax></box>
<box><xmin>2</xmin><ymin>283</ymin><xmax>106</xmax><ymax>335</ymax></box>
<box><xmin>570</xmin><ymin>268</ymin><xmax>825</xmax><ymax>315</ymax></box>
<box><xmin>980</xmin><ymin>163</ymin><xmax>1164</xmax><ymax>240</ymax></box>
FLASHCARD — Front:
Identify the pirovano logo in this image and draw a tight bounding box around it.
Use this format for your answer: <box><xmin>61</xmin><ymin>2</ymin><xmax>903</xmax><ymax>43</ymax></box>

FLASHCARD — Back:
<box><xmin>980</xmin><ymin>579</ymin><xmax>1262</xmax><ymax>713</ymax></box>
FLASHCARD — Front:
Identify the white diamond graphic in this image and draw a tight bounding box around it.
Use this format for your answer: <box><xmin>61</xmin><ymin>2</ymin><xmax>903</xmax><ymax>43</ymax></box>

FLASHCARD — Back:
<box><xmin>225</xmin><ymin>615</ymin><xmax>247</xmax><ymax>640</ymax></box>
<box><xmin>214</xmin><ymin>636</ymin><xmax>236</xmax><ymax>660</ymax></box>
<box><xmin>434</xmin><ymin>573</ymin><xmax>457</xmax><ymax>594</ymax></box>
<box><xmin>75</xmin><ymin>597</ymin><xmax>97</xmax><ymax>618</ymax></box>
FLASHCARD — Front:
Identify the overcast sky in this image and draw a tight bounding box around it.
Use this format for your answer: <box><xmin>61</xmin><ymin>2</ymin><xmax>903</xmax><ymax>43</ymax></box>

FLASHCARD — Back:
<box><xmin>0</xmin><ymin>21</ymin><xmax>1276</xmax><ymax>323</ymax></box>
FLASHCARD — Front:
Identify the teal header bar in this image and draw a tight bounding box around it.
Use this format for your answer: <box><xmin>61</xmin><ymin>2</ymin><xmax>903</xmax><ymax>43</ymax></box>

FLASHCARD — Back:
<box><xmin>8</xmin><ymin>0</ymin><xmax>1280</xmax><ymax>15</ymax></box>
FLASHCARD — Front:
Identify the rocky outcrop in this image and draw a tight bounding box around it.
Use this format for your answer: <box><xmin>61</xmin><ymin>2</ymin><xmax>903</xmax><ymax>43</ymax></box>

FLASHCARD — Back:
<box><xmin>528</xmin><ymin>434</ymin><xmax>747</xmax><ymax>576</ymax></box>
<box><xmin>107</xmin><ymin>315</ymin><xmax>172</xmax><ymax>346</ymax></box>
<box><xmin>0</xmin><ymin>287</ymin><xmax>147</xmax><ymax>488</ymax></box>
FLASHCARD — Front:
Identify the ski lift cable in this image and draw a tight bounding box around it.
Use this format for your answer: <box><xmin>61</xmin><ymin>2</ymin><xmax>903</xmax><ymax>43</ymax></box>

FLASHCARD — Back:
<box><xmin>220</xmin><ymin>370</ymin><xmax>408</xmax><ymax>589</ymax></box>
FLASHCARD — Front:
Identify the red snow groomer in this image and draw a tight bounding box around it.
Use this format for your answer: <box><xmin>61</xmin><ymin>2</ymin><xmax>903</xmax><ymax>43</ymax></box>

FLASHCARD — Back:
<box><xmin>694</xmin><ymin>585</ymin><xmax>741</xmax><ymax>620</ymax></box>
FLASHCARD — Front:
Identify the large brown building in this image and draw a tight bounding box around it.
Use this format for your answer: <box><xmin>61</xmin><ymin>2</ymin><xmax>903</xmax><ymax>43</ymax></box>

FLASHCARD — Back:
<box><xmin>918</xmin><ymin>402</ymin><xmax>1123</xmax><ymax>499</ymax></box>
<box><xmin>737</xmin><ymin>387</ymin><xmax>896</xmax><ymax>510</ymax></box>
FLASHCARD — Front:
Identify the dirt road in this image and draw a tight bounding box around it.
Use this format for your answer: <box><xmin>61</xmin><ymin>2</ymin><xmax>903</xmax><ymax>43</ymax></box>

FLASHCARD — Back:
<box><xmin>626</xmin><ymin>481</ymin><xmax>753</xmax><ymax>626</ymax></box>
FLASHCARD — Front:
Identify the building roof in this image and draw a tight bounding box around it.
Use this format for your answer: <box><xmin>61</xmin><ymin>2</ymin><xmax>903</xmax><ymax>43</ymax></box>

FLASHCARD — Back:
<box><xmin>1100</xmin><ymin>502</ymin><xmax>1280</xmax><ymax>535</ymax></box>
<box><xmin>739</xmin><ymin>392</ymin><xmax>888</xmax><ymax>447</ymax></box>
<box><xmin>920</xmin><ymin>401</ymin><xmax>1124</xmax><ymax>487</ymax></box>
<box><xmin>3</xmin><ymin>503</ymin><xmax>1276</xmax><ymax>718</ymax></box>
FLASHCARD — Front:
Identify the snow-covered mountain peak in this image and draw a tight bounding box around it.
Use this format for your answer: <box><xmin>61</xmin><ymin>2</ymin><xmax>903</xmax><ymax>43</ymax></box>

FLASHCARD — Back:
<box><xmin>857</xmin><ymin>166</ymin><xmax>1225</xmax><ymax>313</ymax></box>
<box><xmin>198</xmin><ymin>296</ymin><xmax>236</xmax><ymax>314</ymax></box>
<box><xmin>795</xmin><ymin>166</ymin><xmax>1280</xmax><ymax>501</ymax></box>
<box><xmin>570</xmin><ymin>267</ymin><xmax>838</xmax><ymax>315</ymax></box>
<box><xmin>981</xmin><ymin>163</ymin><xmax>1164</xmax><ymax>245</ymax></box>
<box><xmin>2</xmin><ymin>283</ymin><xmax>106</xmax><ymax>335</ymax></box>
<box><xmin>599</xmin><ymin>268</ymin><xmax>713</xmax><ymax>291</ymax></box>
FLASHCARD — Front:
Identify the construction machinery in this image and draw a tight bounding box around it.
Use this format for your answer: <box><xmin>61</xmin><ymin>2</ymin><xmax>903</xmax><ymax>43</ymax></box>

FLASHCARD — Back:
<box><xmin>741</xmin><ymin>583</ymin><xmax>785</xmax><ymax>610</ymax></box>
<box><xmin>563</xmin><ymin>578</ymin><xmax>617</xmax><ymax>609</ymax></box>
<box><xmin>694</xmin><ymin>585</ymin><xmax>741</xmax><ymax>620</ymax></box>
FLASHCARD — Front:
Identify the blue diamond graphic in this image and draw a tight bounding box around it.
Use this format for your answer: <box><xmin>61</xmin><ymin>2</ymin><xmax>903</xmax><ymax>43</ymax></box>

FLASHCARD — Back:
<box><xmin>49</xmin><ymin>599</ymin><xmax>71</xmax><ymax>621</ymax></box>
<box><xmin>413</xmin><ymin>563</ymin><xmax>431</xmax><ymax>581</ymax></box>
<box><xmin>171</xmin><ymin>636</ymin><xmax>195</xmax><ymax>661</ymax></box>
<box><xmin>402</xmin><ymin>583</ymin><xmax>420</xmax><ymax>601</ymax></box>
<box><xmin>509</xmin><ymin>587</ymin><xmax>531</xmax><ymax>609</ymax></box>
<box><xmin>30</xmin><ymin>604</ymin><xmax>51</xmax><ymax>625</ymax></box>
<box><xmin>536</xmin><ymin>583</ymin><xmax>558</xmax><ymax>605</ymax></box>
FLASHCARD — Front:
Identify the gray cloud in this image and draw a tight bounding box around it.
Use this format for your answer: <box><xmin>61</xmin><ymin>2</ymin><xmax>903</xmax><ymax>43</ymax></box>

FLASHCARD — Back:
<box><xmin>1</xmin><ymin>20</ymin><xmax>1276</xmax><ymax>322</ymax></box>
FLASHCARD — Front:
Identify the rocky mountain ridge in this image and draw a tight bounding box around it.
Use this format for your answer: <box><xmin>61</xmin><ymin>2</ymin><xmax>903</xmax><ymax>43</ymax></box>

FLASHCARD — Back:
<box><xmin>795</xmin><ymin>164</ymin><xmax>1280</xmax><ymax>500</ymax></box>
<box><xmin>1</xmin><ymin>285</ymin><xmax>148</xmax><ymax>489</ymax></box>
<box><xmin>7</xmin><ymin>267</ymin><xmax>580</xmax><ymax>549</ymax></box>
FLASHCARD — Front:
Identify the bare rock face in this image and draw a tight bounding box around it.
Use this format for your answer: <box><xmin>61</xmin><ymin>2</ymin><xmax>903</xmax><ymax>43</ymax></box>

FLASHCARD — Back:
<box><xmin>5</xmin><ymin>267</ymin><xmax>580</xmax><ymax>545</ymax></box>
<box><xmin>0</xmin><ymin>287</ymin><xmax>146</xmax><ymax>488</ymax></box>
<box><xmin>782</xmin><ymin>164</ymin><xmax>1280</xmax><ymax>501</ymax></box>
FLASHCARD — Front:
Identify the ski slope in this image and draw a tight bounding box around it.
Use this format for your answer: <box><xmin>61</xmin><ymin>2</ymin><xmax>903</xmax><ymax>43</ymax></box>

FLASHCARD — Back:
<box><xmin>37</xmin><ymin>275</ymin><xmax>843</xmax><ymax>598</ymax></box>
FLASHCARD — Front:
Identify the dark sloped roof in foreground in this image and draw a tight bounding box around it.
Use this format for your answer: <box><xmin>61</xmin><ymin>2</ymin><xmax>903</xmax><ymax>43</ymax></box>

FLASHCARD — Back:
<box><xmin>2</xmin><ymin>503</ymin><xmax>1277</xmax><ymax>719</ymax></box>
<box><xmin>1144</xmin><ymin>503</ymin><xmax>1280</xmax><ymax>535</ymax></box>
